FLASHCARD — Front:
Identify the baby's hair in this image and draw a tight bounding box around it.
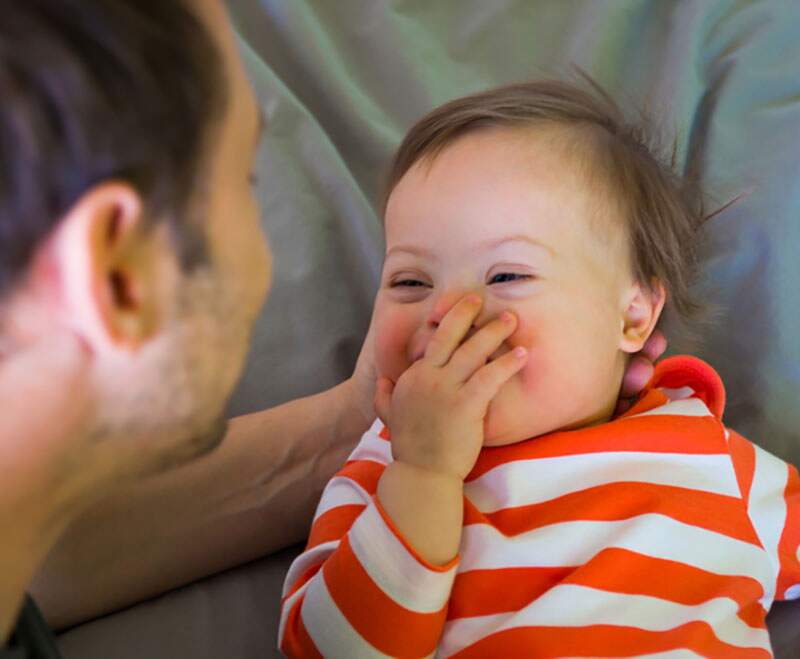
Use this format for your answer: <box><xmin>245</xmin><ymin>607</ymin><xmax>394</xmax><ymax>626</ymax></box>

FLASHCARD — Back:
<box><xmin>385</xmin><ymin>77</ymin><xmax>711</xmax><ymax>325</ymax></box>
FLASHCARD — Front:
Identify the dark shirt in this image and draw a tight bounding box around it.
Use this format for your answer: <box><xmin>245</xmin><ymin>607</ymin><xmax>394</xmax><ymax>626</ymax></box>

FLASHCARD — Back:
<box><xmin>2</xmin><ymin>596</ymin><xmax>62</xmax><ymax>659</ymax></box>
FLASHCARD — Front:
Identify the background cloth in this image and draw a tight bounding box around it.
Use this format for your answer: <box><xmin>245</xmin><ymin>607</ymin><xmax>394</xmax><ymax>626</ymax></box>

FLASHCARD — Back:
<box><xmin>58</xmin><ymin>1</ymin><xmax>800</xmax><ymax>656</ymax></box>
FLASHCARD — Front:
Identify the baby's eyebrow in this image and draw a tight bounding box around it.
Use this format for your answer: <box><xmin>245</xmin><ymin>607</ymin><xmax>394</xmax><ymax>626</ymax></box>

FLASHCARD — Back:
<box><xmin>385</xmin><ymin>236</ymin><xmax>555</xmax><ymax>261</ymax></box>
<box><xmin>478</xmin><ymin>235</ymin><xmax>555</xmax><ymax>257</ymax></box>
<box><xmin>385</xmin><ymin>245</ymin><xmax>438</xmax><ymax>261</ymax></box>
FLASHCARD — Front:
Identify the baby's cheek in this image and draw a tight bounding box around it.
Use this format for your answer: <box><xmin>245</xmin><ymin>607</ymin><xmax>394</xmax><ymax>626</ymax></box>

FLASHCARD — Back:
<box><xmin>374</xmin><ymin>308</ymin><xmax>418</xmax><ymax>380</ymax></box>
<box><xmin>505</xmin><ymin>320</ymin><xmax>540</xmax><ymax>392</ymax></box>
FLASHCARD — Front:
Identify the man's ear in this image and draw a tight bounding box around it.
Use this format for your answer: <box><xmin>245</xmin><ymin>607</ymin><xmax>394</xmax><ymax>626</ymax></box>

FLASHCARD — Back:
<box><xmin>619</xmin><ymin>279</ymin><xmax>666</xmax><ymax>354</ymax></box>
<box><xmin>42</xmin><ymin>182</ymin><xmax>177</xmax><ymax>351</ymax></box>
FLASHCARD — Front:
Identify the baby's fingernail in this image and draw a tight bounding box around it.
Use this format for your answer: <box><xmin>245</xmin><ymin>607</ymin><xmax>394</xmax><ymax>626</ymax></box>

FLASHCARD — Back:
<box><xmin>467</xmin><ymin>294</ymin><xmax>482</xmax><ymax>306</ymax></box>
<box><xmin>501</xmin><ymin>311</ymin><xmax>515</xmax><ymax>324</ymax></box>
<box><xmin>514</xmin><ymin>347</ymin><xmax>527</xmax><ymax>359</ymax></box>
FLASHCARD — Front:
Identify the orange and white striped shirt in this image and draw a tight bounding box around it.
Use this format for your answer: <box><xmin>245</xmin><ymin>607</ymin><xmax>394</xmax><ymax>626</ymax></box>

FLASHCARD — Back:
<box><xmin>279</xmin><ymin>356</ymin><xmax>800</xmax><ymax>658</ymax></box>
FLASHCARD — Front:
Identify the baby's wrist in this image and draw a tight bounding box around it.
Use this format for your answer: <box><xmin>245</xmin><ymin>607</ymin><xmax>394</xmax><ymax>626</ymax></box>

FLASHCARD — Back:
<box><xmin>386</xmin><ymin>458</ymin><xmax>464</xmax><ymax>489</ymax></box>
<box><xmin>378</xmin><ymin>459</ymin><xmax>464</xmax><ymax>565</ymax></box>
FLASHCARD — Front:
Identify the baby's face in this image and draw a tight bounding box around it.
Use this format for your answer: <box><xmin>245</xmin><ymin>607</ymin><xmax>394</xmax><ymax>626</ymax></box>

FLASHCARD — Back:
<box><xmin>374</xmin><ymin>126</ymin><xmax>649</xmax><ymax>446</ymax></box>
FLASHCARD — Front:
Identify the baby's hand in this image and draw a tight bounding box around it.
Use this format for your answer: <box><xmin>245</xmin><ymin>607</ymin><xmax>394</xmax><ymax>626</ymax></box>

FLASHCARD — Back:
<box><xmin>374</xmin><ymin>295</ymin><xmax>528</xmax><ymax>481</ymax></box>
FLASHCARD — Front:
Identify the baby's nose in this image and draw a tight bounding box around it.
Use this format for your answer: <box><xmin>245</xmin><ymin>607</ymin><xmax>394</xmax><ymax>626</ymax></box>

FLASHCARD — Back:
<box><xmin>427</xmin><ymin>290</ymin><xmax>481</xmax><ymax>329</ymax></box>
<box><xmin>414</xmin><ymin>326</ymin><xmax>479</xmax><ymax>363</ymax></box>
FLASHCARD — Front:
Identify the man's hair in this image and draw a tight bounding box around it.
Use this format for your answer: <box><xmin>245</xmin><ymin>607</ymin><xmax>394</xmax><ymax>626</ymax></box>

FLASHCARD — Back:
<box><xmin>386</xmin><ymin>79</ymin><xmax>708</xmax><ymax>323</ymax></box>
<box><xmin>0</xmin><ymin>0</ymin><xmax>227</xmax><ymax>299</ymax></box>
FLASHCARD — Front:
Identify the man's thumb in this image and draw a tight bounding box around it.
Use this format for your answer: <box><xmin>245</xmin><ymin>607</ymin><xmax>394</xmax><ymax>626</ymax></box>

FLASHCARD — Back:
<box><xmin>373</xmin><ymin>377</ymin><xmax>394</xmax><ymax>426</ymax></box>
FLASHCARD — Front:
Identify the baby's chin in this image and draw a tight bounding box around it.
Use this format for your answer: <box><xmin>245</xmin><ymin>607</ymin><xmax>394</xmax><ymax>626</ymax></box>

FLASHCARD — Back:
<box><xmin>482</xmin><ymin>418</ymin><xmax>551</xmax><ymax>447</ymax></box>
<box><xmin>481</xmin><ymin>399</ymin><xmax>611</xmax><ymax>447</ymax></box>
<box><xmin>481</xmin><ymin>403</ymin><xmax>551</xmax><ymax>447</ymax></box>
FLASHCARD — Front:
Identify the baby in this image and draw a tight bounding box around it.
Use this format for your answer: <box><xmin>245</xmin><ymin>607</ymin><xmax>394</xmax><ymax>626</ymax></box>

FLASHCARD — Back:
<box><xmin>279</xmin><ymin>80</ymin><xmax>800</xmax><ymax>658</ymax></box>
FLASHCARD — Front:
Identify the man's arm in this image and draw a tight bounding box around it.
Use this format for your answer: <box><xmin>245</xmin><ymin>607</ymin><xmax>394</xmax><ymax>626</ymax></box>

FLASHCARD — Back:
<box><xmin>31</xmin><ymin>379</ymin><xmax>370</xmax><ymax>630</ymax></box>
<box><xmin>1</xmin><ymin>483</ymin><xmax>71</xmax><ymax>643</ymax></box>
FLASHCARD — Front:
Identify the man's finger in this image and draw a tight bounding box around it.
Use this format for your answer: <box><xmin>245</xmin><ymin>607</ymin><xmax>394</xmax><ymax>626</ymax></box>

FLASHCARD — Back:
<box><xmin>614</xmin><ymin>399</ymin><xmax>633</xmax><ymax>417</ymax></box>
<box><xmin>641</xmin><ymin>330</ymin><xmax>667</xmax><ymax>363</ymax></box>
<box><xmin>619</xmin><ymin>355</ymin><xmax>654</xmax><ymax>398</ymax></box>
<box><xmin>424</xmin><ymin>295</ymin><xmax>482</xmax><ymax>367</ymax></box>
<box><xmin>373</xmin><ymin>378</ymin><xmax>394</xmax><ymax>427</ymax></box>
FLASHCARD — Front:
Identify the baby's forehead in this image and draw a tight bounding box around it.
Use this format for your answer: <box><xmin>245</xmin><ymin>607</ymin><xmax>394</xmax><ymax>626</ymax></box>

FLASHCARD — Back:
<box><xmin>397</xmin><ymin>123</ymin><xmax>629</xmax><ymax>236</ymax></box>
<box><xmin>495</xmin><ymin>123</ymin><xmax>632</xmax><ymax>236</ymax></box>
<box><xmin>424</xmin><ymin>122</ymin><xmax>624</xmax><ymax>206</ymax></box>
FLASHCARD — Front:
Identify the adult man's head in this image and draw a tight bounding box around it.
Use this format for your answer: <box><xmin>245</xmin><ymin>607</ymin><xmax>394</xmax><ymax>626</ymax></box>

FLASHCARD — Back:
<box><xmin>0</xmin><ymin>0</ymin><xmax>270</xmax><ymax>488</ymax></box>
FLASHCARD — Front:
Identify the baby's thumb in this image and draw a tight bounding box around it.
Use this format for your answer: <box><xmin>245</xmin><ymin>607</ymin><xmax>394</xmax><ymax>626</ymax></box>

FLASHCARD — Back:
<box><xmin>373</xmin><ymin>377</ymin><xmax>395</xmax><ymax>426</ymax></box>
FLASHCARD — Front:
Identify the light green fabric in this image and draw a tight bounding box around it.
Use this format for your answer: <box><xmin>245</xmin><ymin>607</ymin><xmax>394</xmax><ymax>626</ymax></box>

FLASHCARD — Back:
<box><xmin>230</xmin><ymin>0</ymin><xmax>800</xmax><ymax>465</ymax></box>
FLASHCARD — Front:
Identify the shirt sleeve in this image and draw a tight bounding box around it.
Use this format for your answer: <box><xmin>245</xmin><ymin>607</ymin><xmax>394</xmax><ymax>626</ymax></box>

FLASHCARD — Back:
<box><xmin>727</xmin><ymin>429</ymin><xmax>800</xmax><ymax>601</ymax></box>
<box><xmin>278</xmin><ymin>421</ymin><xmax>459</xmax><ymax>658</ymax></box>
<box><xmin>3</xmin><ymin>594</ymin><xmax>63</xmax><ymax>659</ymax></box>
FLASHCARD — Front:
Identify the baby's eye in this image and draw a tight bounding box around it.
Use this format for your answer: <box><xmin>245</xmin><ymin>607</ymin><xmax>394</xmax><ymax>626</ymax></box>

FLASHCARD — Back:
<box><xmin>390</xmin><ymin>279</ymin><xmax>429</xmax><ymax>288</ymax></box>
<box><xmin>488</xmin><ymin>273</ymin><xmax>533</xmax><ymax>285</ymax></box>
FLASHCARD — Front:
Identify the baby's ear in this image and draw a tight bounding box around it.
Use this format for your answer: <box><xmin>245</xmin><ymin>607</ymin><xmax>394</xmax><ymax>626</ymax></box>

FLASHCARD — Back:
<box><xmin>619</xmin><ymin>279</ymin><xmax>666</xmax><ymax>353</ymax></box>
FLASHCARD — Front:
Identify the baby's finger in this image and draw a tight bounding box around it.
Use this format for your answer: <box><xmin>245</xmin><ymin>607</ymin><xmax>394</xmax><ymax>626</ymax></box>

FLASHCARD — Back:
<box><xmin>461</xmin><ymin>346</ymin><xmax>528</xmax><ymax>405</ymax></box>
<box><xmin>424</xmin><ymin>294</ymin><xmax>483</xmax><ymax>367</ymax></box>
<box><xmin>446</xmin><ymin>311</ymin><xmax>517</xmax><ymax>383</ymax></box>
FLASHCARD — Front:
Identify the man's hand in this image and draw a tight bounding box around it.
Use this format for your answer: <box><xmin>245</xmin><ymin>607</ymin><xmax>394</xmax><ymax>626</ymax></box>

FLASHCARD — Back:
<box><xmin>347</xmin><ymin>303</ymin><xmax>380</xmax><ymax>433</ymax></box>
<box><xmin>616</xmin><ymin>330</ymin><xmax>668</xmax><ymax>416</ymax></box>
<box><xmin>374</xmin><ymin>295</ymin><xmax>528</xmax><ymax>481</ymax></box>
